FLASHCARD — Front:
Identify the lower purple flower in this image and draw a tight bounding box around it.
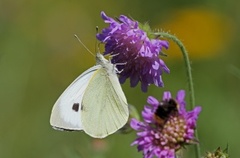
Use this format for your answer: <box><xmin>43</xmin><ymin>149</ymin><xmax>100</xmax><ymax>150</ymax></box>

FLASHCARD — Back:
<box><xmin>130</xmin><ymin>90</ymin><xmax>201</xmax><ymax>158</ymax></box>
<box><xmin>97</xmin><ymin>11</ymin><xmax>169</xmax><ymax>92</ymax></box>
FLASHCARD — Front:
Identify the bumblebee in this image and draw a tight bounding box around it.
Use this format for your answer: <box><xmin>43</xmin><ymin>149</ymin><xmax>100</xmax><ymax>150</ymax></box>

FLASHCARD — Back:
<box><xmin>154</xmin><ymin>99</ymin><xmax>179</xmax><ymax>126</ymax></box>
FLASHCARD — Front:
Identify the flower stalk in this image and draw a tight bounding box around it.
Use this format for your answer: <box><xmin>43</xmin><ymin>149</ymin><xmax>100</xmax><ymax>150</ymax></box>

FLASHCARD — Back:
<box><xmin>154</xmin><ymin>32</ymin><xmax>201</xmax><ymax>158</ymax></box>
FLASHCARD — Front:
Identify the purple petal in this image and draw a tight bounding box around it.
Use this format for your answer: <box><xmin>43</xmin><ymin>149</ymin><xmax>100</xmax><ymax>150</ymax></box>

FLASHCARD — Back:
<box><xmin>176</xmin><ymin>90</ymin><xmax>185</xmax><ymax>103</ymax></box>
<box><xmin>130</xmin><ymin>118</ymin><xmax>146</xmax><ymax>130</ymax></box>
<box><xmin>162</xmin><ymin>91</ymin><xmax>171</xmax><ymax>100</ymax></box>
<box><xmin>159</xmin><ymin>59</ymin><xmax>170</xmax><ymax>73</ymax></box>
<box><xmin>147</xmin><ymin>96</ymin><xmax>159</xmax><ymax>106</ymax></box>
<box><xmin>100</xmin><ymin>11</ymin><xmax>114</xmax><ymax>23</ymax></box>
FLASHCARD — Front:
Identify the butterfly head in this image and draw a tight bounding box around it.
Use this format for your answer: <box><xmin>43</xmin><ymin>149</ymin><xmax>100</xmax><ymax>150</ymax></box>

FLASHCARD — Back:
<box><xmin>96</xmin><ymin>53</ymin><xmax>109</xmax><ymax>65</ymax></box>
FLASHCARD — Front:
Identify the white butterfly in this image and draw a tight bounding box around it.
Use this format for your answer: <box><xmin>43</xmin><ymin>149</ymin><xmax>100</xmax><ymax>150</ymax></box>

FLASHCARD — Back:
<box><xmin>50</xmin><ymin>53</ymin><xmax>129</xmax><ymax>138</ymax></box>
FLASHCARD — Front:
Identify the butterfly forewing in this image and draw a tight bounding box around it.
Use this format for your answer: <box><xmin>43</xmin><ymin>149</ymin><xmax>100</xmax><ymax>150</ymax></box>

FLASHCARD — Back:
<box><xmin>50</xmin><ymin>65</ymin><xmax>101</xmax><ymax>130</ymax></box>
<box><xmin>81</xmin><ymin>66</ymin><xmax>128</xmax><ymax>138</ymax></box>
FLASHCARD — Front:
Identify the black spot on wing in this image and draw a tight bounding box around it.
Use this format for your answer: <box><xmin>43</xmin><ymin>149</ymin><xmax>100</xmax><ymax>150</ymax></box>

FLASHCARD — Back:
<box><xmin>72</xmin><ymin>103</ymin><xmax>79</xmax><ymax>112</ymax></box>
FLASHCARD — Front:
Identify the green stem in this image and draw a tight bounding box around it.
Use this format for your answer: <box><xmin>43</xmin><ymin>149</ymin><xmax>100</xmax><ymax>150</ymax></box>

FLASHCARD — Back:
<box><xmin>155</xmin><ymin>32</ymin><xmax>201</xmax><ymax>158</ymax></box>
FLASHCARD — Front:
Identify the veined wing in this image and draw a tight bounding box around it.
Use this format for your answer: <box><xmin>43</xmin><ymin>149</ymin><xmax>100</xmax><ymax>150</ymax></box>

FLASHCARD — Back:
<box><xmin>81</xmin><ymin>68</ymin><xmax>129</xmax><ymax>138</ymax></box>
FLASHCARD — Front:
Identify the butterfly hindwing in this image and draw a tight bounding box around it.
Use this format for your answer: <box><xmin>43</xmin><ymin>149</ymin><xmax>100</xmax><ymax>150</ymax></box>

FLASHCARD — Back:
<box><xmin>81</xmin><ymin>67</ymin><xmax>128</xmax><ymax>138</ymax></box>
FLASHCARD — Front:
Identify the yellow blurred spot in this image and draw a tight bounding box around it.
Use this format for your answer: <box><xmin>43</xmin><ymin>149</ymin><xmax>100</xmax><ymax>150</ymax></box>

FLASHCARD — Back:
<box><xmin>157</xmin><ymin>7</ymin><xmax>235</xmax><ymax>60</ymax></box>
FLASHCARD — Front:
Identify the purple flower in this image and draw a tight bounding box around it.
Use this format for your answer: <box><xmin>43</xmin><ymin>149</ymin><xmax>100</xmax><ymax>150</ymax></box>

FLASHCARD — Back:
<box><xmin>97</xmin><ymin>11</ymin><xmax>169</xmax><ymax>92</ymax></box>
<box><xmin>130</xmin><ymin>90</ymin><xmax>201</xmax><ymax>158</ymax></box>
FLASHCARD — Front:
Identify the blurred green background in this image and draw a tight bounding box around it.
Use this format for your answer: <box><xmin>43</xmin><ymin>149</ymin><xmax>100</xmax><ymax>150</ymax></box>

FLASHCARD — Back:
<box><xmin>0</xmin><ymin>0</ymin><xmax>239</xmax><ymax>157</ymax></box>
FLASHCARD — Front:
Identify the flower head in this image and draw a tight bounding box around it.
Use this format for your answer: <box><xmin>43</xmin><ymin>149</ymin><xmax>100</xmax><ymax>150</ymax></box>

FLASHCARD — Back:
<box><xmin>130</xmin><ymin>90</ymin><xmax>201</xmax><ymax>158</ymax></box>
<box><xmin>97</xmin><ymin>11</ymin><xmax>169</xmax><ymax>92</ymax></box>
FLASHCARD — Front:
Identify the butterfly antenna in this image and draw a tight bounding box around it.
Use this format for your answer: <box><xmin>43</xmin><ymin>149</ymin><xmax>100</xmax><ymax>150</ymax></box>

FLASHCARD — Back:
<box><xmin>95</xmin><ymin>26</ymin><xmax>102</xmax><ymax>53</ymax></box>
<box><xmin>95</xmin><ymin>26</ymin><xmax>99</xmax><ymax>53</ymax></box>
<box><xmin>74</xmin><ymin>34</ymin><xmax>95</xmax><ymax>56</ymax></box>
